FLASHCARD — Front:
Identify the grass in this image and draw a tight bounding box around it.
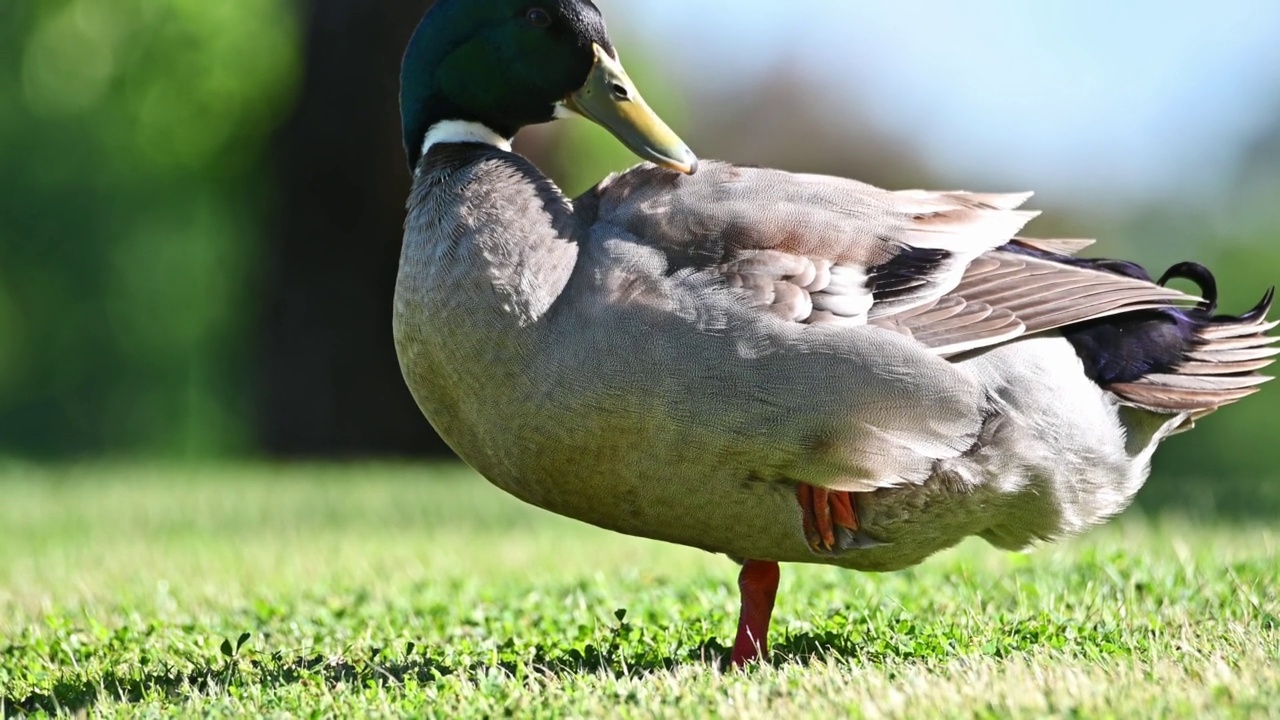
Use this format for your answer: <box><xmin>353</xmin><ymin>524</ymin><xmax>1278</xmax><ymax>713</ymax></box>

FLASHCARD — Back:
<box><xmin>1</xmin><ymin>464</ymin><xmax>1277</xmax><ymax>718</ymax></box>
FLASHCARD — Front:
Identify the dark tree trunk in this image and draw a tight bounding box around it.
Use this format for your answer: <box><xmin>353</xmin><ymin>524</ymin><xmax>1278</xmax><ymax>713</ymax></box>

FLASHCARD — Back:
<box><xmin>257</xmin><ymin>0</ymin><xmax>450</xmax><ymax>456</ymax></box>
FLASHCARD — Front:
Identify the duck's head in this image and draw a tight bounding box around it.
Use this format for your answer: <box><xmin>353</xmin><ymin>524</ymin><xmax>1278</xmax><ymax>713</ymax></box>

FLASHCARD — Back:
<box><xmin>401</xmin><ymin>0</ymin><xmax>697</xmax><ymax>174</ymax></box>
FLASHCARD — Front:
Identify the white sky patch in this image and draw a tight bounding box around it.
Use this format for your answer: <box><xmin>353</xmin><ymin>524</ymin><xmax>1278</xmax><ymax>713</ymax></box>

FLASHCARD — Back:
<box><xmin>607</xmin><ymin>0</ymin><xmax>1280</xmax><ymax>203</ymax></box>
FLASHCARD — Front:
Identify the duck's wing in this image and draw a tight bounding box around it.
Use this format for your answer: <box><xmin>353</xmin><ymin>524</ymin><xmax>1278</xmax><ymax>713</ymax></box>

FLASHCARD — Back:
<box><xmin>573</xmin><ymin>160</ymin><xmax>1270</xmax><ymax>494</ymax></box>
<box><xmin>875</xmin><ymin>249</ymin><xmax>1196</xmax><ymax>356</ymax></box>
<box><xmin>571</xmin><ymin>161</ymin><xmax>1011</xmax><ymax>493</ymax></box>
<box><xmin>587</xmin><ymin>161</ymin><xmax>1193</xmax><ymax>357</ymax></box>
<box><xmin>590</xmin><ymin>161</ymin><xmax>1037</xmax><ymax>324</ymax></box>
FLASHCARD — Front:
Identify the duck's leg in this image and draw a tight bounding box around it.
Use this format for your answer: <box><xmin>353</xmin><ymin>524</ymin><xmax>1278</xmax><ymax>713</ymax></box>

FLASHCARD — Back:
<box><xmin>796</xmin><ymin>483</ymin><xmax>859</xmax><ymax>551</ymax></box>
<box><xmin>730</xmin><ymin>559</ymin><xmax>780</xmax><ymax>668</ymax></box>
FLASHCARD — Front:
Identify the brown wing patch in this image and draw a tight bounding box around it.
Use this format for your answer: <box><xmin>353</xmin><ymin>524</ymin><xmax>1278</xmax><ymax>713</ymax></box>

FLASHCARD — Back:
<box><xmin>877</xmin><ymin>251</ymin><xmax>1198</xmax><ymax>357</ymax></box>
<box><xmin>592</xmin><ymin>162</ymin><xmax>1041</xmax><ymax>324</ymax></box>
<box><xmin>950</xmin><ymin>251</ymin><xmax>1193</xmax><ymax>333</ymax></box>
<box><xmin>871</xmin><ymin>297</ymin><xmax>1025</xmax><ymax>355</ymax></box>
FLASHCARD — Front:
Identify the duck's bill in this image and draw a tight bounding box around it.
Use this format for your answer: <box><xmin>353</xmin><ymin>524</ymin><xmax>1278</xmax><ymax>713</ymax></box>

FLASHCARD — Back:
<box><xmin>564</xmin><ymin>44</ymin><xmax>698</xmax><ymax>175</ymax></box>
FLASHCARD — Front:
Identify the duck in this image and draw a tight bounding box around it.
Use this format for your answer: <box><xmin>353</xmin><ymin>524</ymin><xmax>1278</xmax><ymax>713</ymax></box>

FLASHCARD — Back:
<box><xmin>393</xmin><ymin>0</ymin><xmax>1278</xmax><ymax>667</ymax></box>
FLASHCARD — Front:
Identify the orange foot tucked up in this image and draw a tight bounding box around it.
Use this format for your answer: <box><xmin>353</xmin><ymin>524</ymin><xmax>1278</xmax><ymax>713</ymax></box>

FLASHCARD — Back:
<box><xmin>796</xmin><ymin>483</ymin><xmax>860</xmax><ymax>551</ymax></box>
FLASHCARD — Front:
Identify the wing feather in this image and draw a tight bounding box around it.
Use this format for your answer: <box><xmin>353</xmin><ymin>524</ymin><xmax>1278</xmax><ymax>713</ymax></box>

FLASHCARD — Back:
<box><xmin>593</xmin><ymin>162</ymin><xmax>1038</xmax><ymax>326</ymax></box>
<box><xmin>589</xmin><ymin>162</ymin><xmax>1248</xmax><ymax>371</ymax></box>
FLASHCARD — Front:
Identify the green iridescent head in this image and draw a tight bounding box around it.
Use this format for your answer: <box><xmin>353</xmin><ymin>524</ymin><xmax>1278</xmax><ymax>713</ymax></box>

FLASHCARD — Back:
<box><xmin>400</xmin><ymin>0</ymin><xmax>696</xmax><ymax>173</ymax></box>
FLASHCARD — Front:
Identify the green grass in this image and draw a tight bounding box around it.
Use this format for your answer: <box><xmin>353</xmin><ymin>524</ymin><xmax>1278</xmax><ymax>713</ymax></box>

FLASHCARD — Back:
<box><xmin>1</xmin><ymin>464</ymin><xmax>1277</xmax><ymax>718</ymax></box>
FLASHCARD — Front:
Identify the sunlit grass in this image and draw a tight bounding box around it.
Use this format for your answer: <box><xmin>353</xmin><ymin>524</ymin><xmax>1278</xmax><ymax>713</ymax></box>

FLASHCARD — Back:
<box><xmin>1</xmin><ymin>464</ymin><xmax>1277</xmax><ymax>717</ymax></box>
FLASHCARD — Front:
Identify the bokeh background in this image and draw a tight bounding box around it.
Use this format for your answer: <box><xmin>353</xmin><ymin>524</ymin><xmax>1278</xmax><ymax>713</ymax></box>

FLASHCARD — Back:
<box><xmin>2</xmin><ymin>0</ymin><xmax>1278</xmax><ymax>515</ymax></box>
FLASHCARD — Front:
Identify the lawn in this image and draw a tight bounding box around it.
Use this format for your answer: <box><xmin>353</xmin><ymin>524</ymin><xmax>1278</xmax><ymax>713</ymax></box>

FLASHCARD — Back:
<box><xmin>1</xmin><ymin>464</ymin><xmax>1277</xmax><ymax>718</ymax></box>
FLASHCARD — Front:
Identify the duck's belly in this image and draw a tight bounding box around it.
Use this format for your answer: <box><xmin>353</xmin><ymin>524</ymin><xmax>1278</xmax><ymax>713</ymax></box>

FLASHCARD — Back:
<box><xmin>399</xmin><ymin>281</ymin><xmax>1159</xmax><ymax>573</ymax></box>
<box><xmin>466</xmin><ymin>441</ymin><xmax>1035</xmax><ymax>572</ymax></box>
<box><xmin>424</xmin><ymin>400</ymin><xmax>1007</xmax><ymax>573</ymax></box>
<box><xmin>407</xmin><ymin>340</ymin><xmax>1162</xmax><ymax>571</ymax></box>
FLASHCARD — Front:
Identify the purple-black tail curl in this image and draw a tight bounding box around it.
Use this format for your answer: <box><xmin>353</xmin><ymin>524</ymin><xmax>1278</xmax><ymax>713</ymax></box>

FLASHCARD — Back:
<box><xmin>1065</xmin><ymin>258</ymin><xmax>1276</xmax><ymax>413</ymax></box>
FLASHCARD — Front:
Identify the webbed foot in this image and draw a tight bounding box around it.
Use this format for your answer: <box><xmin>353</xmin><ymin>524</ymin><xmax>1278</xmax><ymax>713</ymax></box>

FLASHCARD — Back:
<box><xmin>796</xmin><ymin>483</ymin><xmax>883</xmax><ymax>554</ymax></box>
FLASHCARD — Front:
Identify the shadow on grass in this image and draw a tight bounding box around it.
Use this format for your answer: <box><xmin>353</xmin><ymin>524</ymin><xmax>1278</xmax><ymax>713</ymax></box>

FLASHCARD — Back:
<box><xmin>1</xmin><ymin>629</ymin><xmax>959</xmax><ymax>715</ymax></box>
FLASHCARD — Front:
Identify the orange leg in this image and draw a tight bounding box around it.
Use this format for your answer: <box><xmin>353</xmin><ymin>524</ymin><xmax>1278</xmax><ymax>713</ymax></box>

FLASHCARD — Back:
<box><xmin>730</xmin><ymin>559</ymin><xmax>780</xmax><ymax>668</ymax></box>
<box><xmin>796</xmin><ymin>483</ymin><xmax>860</xmax><ymax>551</ymax></box>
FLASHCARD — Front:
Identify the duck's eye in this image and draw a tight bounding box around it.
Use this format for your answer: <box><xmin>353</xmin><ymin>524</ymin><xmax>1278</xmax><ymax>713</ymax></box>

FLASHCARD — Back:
<box><xmin>526</xmin><ymin>8</ymin><xmax>552</xmax><ymax>28</ymax></box>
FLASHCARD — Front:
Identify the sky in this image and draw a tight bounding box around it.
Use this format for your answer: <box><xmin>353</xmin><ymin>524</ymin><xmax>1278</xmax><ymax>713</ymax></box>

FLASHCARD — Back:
<box><xmin>606</xmin><ymin>0</ymin><xmax>1280</xmax><ymax>204</ymax></box>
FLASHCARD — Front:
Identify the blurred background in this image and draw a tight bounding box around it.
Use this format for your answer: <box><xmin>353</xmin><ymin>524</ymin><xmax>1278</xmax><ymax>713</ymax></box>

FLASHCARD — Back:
<box><xmin>1</xmin><ymin>0</ymin><xmax>1278</xmax><ymax>515</ymax></box>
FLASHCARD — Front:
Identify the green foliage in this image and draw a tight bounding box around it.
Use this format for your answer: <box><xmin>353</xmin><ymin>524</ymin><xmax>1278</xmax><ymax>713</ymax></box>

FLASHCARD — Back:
<box><xmin>0</xmin><ymin>0</ymin><xmax>1276</xmax><ymax>484</ymax></box>
<box><xmin>1</xmin><ymin>465</ymin><xmax>1277</xmax><ymax>716</ymax></box>
<box><xmin>0</xmin><ymin>0</ymin><xmax>300</xmax><ymax>457</ymax></box>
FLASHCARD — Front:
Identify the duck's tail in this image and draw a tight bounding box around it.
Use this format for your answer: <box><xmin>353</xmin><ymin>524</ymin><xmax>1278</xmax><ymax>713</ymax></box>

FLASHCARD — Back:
<box><xmin>1096</xmin><ymin>263</ymin><xmax>1277</xmax><ymax>417</ymax></box>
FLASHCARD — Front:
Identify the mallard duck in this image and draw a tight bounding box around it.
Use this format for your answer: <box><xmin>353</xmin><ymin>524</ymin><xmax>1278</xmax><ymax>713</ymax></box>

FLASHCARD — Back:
<box><xmin>393</xmin><ymin>0</ymin><xmax>1277</xmax><ymax>666</ymax></box>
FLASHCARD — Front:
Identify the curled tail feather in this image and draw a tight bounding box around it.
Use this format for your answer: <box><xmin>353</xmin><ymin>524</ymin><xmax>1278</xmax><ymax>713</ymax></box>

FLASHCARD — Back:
<box><xmin>1106</xmin><ymin>270</ymin><xmax>1276</xmax><ymax>415</ymax></box>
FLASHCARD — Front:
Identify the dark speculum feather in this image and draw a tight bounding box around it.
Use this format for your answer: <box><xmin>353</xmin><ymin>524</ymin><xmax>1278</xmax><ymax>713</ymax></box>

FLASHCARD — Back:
<box><xmin>867</xmin><ymin>247</ymin><xmax>951</xmax><ymax>299</ymax></box>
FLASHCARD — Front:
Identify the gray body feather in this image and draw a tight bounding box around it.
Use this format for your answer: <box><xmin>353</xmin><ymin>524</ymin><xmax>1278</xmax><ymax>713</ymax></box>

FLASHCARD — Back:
<box><xmin>394</xmin><ymin>146</ymin><xmax>1274</xmax><ymax>571</ymax></box>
